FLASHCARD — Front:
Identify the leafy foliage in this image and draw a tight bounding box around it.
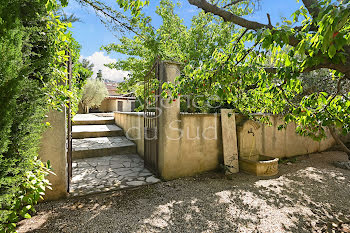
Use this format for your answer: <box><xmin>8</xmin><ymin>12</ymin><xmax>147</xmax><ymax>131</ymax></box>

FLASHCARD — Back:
<box><xmin>0</xmin><ymin>0</ymin><xmax>82</xmax><ymax>231</ymax></box>
<box><xmin>117</xmin><ymin>0</ymin><xmax>150</xmax><ymax>17</ymax></box>
<box><xmin>102</xmin><ymin>0</ymin><xmax>241</xmax><ymax>111</ymax></box>
<box><xmin>168</xmin><ymin>0</ymin><xmax>350</xmax><ymax>144</ymax></box>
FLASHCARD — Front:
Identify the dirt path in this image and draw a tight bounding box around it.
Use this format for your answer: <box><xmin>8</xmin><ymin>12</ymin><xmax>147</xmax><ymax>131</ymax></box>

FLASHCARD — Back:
<box><xmin>17</xmin><ymin>151</ymin><xmax>350</xmax><ymax>233</ymax></box>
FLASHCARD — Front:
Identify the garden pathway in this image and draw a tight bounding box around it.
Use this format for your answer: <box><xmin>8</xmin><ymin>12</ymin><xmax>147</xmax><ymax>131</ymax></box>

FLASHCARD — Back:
<box><xmin>18</xmin><ymin>151</ymin><xmax>350</xmax><ymax>232</ymax></box>
<box><xmin>70</xmin><ymin>114</ymin><xmax>160</xmax><ymax>196</ymax></box>
<box><xmin>71</xmin><ymin>154</ymin><xmax>160</xmax><ymax>196</ymax></box>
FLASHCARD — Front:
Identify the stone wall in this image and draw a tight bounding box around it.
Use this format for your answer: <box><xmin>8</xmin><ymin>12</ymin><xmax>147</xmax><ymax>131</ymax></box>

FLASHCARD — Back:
<box><xmin>114</xmin><ymin>111</ymin><xmax>337</xmax><ymax>180</ymax></box>
<box><xmin>114</xmin><ymin>112</ymin><xmax>223</xmax><ymax>179</ymax></box>
<box><xmin>158</xmin><ymin>112</ymin><xmax>223</xmax><ymax>179</ymax></box>
<box><xmin>39</xmin><ymin>110</ymin><xmax>68</xmax><ymax>200</ymax></box>
<box><xmin>100</xmin><ymin>99</ymin><xmax>135</xmax><ymax>113</ymax></box>
<box><xmin>172</xmin><ymin>113</ymin><xmax>223</xmax><ymax>177</ymax></box>
<box><xmin>114</xmin><ymin>112</ymin><xmax>144</xmax><ymax>157</ymax></box>
<box><xmin>113</xmin><ymin>59</ymin><xmax>336</xmax><ymax>180</ymax></box>
<box><xmin>99</xmin><ymin>99</ymin><xmax>117</xmax><ymax>112</ymax></box>
<box><xmin>237</xmin><ymin>116</ymin><xmax>336</xmax><ymax>159</ymax></box>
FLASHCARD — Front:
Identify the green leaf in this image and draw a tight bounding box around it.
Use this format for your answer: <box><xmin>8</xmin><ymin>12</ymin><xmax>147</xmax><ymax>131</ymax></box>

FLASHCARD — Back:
<box><xmin>285</xmin><ymin>56</ymin><xmax>291</xmax><ymax>66</ymax></box>
<box><xmin>60</xmin><ymin>0</ymin><xmax>69</xmax><ymax>7</ymax></box>
<box><xmin>328</xmin><ymin>44</ymin><xmax>336</xmax><ymax>58</ymax></box>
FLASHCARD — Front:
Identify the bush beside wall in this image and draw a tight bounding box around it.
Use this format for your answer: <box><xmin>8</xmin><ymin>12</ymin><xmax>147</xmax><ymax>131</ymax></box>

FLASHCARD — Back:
<box><xmin>0</xmin><ymin>0</ymin><xmax>76</xmax><ymax>231</ymax></box>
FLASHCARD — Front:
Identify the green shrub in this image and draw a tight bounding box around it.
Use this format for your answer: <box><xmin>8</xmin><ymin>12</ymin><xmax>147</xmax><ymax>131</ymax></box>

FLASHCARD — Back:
<box><xmin>0</xmin><ymin>161</ymin><xmax>52</xmax><ymax>233</ymax></box>
<box><xmin>0</xmin><ymin>0</ymin><xmax>78</xmax><ymax>231</ymax></box>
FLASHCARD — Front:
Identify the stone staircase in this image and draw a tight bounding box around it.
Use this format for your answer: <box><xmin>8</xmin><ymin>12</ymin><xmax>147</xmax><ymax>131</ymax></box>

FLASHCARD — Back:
<box><xmin>72</xmin><ymin>116</ymin><xmax>137</xmax><ymax>159</ymax></box>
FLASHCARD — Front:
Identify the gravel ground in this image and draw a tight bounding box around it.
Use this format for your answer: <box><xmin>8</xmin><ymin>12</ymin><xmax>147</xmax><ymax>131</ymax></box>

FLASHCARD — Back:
<box><xmin>17</xmin><ymin>151</ymin><xmax>350</xmax><ymax>233</ymax></box>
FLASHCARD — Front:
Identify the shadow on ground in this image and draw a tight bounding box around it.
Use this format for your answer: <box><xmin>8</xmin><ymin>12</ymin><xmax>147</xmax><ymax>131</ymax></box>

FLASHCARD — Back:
<box><xmin>17</xmin><ymin>151</ymin><xmax>350</xmax><ymax>233</ymax></box>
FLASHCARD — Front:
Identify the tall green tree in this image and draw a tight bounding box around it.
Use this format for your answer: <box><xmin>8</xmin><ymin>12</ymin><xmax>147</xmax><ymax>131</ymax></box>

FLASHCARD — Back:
<box><xmin>75</xmin><ymin>60</ymin><xmax>94</xmax><ymax>86</ymax></box>
<box><xmin>102</xmin><ymin>0</ymin><xmax>243</xmax><ymax>110</ymax></box>
<box><xmin>81</xmin><ymin>58</ymin><xmax>94</xmax><ymax>71</ymax></box>
<box><xmin>0</xmin><ymin>0</ymin><xmax>82</xmax><ymax>231</ymax></box>
<box><xmin>177</xmin><ymin>0</ymin><xmax>350</xmax><ymax>160</ymax></box>
<box><xmin>96</xmin><ymin>69</ymin><xmax>103</xmax><ymax>80</ymax></box>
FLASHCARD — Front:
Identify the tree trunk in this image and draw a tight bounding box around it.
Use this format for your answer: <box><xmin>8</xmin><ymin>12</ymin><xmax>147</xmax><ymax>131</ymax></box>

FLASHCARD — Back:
<box><xmin>83</xmin><ymin>105</ymin><xmax>89</xmax><ymax>114</ymax></box>
<box><xmin>328</xmin><ymin>126</ymin><xmax>350</xmax><ymax>160</ymax></box>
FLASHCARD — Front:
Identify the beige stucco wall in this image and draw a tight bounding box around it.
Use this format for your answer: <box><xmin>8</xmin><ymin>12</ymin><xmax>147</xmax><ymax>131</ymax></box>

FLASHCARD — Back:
<box><xmin>114</xmin><ymin>112</ymin><xmax>222</xmax><ymax>179</ymax></box>
<box><xmin>39</xmin><ymin>110</ymin><xmax>68</xmax><ymax>201</ymax></box>
<box><xmin>175</xmin><ymin>113</ymin><xmax>223</xmax><ymax>177</ymax></box>
<box><xmin>114</xmin><ymin>112</ymin><xmax>144</xmax><ymax>157</ymax></box>
<box><xmin>112</xmin><ymin>60</ymin><xmax>336</xmax><ymax>180</ymax></box>
<box><xmin>115</xmin><ymin>111</ymin><xmax>337</xmax><ymax>180</ymax></box>
<box><xmin>99</xmin><ymin>99</ymin><xmax>117</xmax><ymax>112</ymax></box>
<box><xmin>121</xmin><ymin>100</ymin><xmax>134</xmax><ymax>112</ymax></box>
<box><xmin>100</xmin><ymin>99</ymin><xmax>135</xmax><ymax>112</ymax></box>
<box><xmin>237</xmin><ymin>116</ymin><xmax>336</xmax><ymax>159</ymax></box>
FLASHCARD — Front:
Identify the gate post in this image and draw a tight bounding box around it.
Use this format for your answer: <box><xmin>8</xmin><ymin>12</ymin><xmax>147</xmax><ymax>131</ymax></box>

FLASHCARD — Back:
<box><xmin>158</xmin><ymin>60</ymin><xmax>182</xmax><ymax>180</ymax></box>
<box><xmin>39</xmin><ymin>110</ymin><xmax>68</xmax><ymax>200</ymax></box>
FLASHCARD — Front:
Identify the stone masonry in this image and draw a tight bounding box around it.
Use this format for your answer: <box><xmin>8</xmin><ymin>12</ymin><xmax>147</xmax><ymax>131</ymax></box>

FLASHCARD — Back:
<box><xmin>71</xmin><ymin>154</ymin><xmax>160</xmax><ymax>196</ymax></box>
<box><xmin>71</xmin><ymin>114</ymin><xmax>160</xmax><ymax>196</ymax></box>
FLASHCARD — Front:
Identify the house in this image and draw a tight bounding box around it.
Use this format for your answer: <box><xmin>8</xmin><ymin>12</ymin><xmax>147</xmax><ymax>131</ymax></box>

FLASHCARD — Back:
<box><xmin>99</xmin><ymin>94</ymin><xmax>136</xmax><ymax>112</ymax></box>
<box><xmin>98</xmin><ymin>81</ymin><xmax>136</xmax><ymax>113</ymax></box>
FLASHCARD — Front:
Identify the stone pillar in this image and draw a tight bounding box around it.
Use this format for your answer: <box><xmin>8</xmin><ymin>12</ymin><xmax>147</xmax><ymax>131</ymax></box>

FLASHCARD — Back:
<box><xmin>220</xmin><ymin>109</ymin><xmax>239</xmax><ymax>174</ymax></box>
<box><xmin>158</xmin><ymin>61</ymin><xmax>182</xmax><ymax>180</ymax></box>
<box><xmin>39</xmin><ymin>110</ymin><xmax>68</xmax><ymax>200</ymax></box>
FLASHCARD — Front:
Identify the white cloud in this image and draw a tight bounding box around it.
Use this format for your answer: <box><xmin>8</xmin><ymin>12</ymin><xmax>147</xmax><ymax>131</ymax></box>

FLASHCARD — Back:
<box><xmin>81</xmin><ymin>52</ymin><xmax>128</xmax><ymax>82</ymax></box>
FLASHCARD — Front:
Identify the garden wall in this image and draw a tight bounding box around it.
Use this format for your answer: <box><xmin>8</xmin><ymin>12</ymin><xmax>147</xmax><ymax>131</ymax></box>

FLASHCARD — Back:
<box><xmin>169</xmin><ymin>113</ymin><xmax>223</xmax><ymax>177</ymax></box>
<box><xmin>99</xmin><ymin>98</ymin><xmax>135</xmax><ymax>112</ymax></box>
<box><xmin>39</xmin><ymin>110</ymin><xmax>68</xmax><ymax>200</ymax></box>
<box><xmin>114</xmin><ymin>112</ymin><xmax>144</xmax><ymax>157</ymax></box>
<box><xmin>115</xmin><ymin>111</ymin><xmax>336</xmax><ymax>179</ymax></box>
<box><xmin>237</xmin><ymin>115</ymin><xmax>335</xmax><ymax>159</ymax></box>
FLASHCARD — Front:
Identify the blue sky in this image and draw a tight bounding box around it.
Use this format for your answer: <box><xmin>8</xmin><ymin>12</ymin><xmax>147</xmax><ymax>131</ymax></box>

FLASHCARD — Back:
<box><xmin>65</xmin><ymin>0</ymin><xmax>302</xmax><ymax>81</ymax></box>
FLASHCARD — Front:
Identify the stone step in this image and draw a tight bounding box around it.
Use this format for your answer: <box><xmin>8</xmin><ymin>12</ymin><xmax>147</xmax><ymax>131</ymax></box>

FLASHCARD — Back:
<box><xmin>73</xmin><ymin>114</ymin><xmax>115</xmax><ymax>125</ymax></box>
<box><xmin>72</xmin><ymin>136</ymin><xmax>136</xmax><ymax>159</ymax></box>
<box><xmin>73</xmin><ymin>118</ymin><xmax>115</xmax><ymax>126</ymax></box>
<box><xmin>72</xmin><ymin>125</ymin><xmax>124</xmax><ymax>139</ymax></box>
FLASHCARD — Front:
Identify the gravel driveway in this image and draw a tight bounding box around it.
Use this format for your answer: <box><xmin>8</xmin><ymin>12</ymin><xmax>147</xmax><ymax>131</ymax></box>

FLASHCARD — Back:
<box><xmin>17</xmin><ymin>151</ymin><xmax>350</xmax><ymax>233</ymax></box>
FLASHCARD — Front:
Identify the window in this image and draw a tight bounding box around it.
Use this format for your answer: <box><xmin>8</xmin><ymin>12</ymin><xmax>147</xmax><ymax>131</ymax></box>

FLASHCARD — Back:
<box><xmin>131</xmin><ymin>101</ymin><xmax>135</xmax><ymax>112</ymax></box>
<box><xmin>118</xmin><ymin>101</ymin><xmax>123</xmax><ymax>111</ymax></box>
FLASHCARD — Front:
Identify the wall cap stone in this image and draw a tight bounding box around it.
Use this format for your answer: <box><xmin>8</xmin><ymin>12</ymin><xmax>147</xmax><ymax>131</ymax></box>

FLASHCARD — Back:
<box><xmin>114</xmin><ymin>111</ymin><xmax>144</xmax><ymax>116</ymax></box>
<box><xmin>180</xmin><ymin>112</ymin><xmax>221</xmax><ymax>116</ymax></box>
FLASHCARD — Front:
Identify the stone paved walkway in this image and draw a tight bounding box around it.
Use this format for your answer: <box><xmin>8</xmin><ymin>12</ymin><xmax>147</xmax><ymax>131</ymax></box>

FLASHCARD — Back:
<box><xmin>71</xmin><ymin>154</ymin><xmax>161</xmax><ymax>196</ymax></box>
<box><xmin>72</xmin><ymin>136</ymin><xmax>135</xmax><ymax>151</ymax></box>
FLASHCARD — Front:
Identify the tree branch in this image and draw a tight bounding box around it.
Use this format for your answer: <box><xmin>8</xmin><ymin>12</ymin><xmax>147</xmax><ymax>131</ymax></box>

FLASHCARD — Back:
<box><xmin>277</xmin><ymin>85</ymin><xmax>298</xmax><ymax>108</ymax></box>
<box><xmin>77</xmin><ymin>0</ymin><xmax>142</xmax><ymax>37</ymax></box>
<box><xmin>235</xmin><ymin>41</ymin><xmax>259</xmax><ymax>65</ymax></box>
<box><xmin>317</xmin><ymin>77</ymin><xmax>344</xmax><ymax>115</ymax></box>
<box><xmin>188</xmin><ymin>0</ymin><xmax>350</xmax><ymax>76</ymax></box>
<box><xmin>264</xmin><ymin>61</ymin><xmax>350</xmax><ymax>75</ymax></box>
<box><xmin>329</xmin><ymin>126</ymin><xmax>350</xmax><ymax>159</ymax></box>
<box><xmin>232</xmin><ymin>28</ymin><xmax>249</xmax><ymax>53</ymax></box>
<box><xmin>301</xmin><ymin>0</ymin><xmax>320</xmax><ymax>18</ymax></box>
<box><xmin>266</xmin><ymin>13</ymin><xmax>272</xmax><ymax>27</ymax></box>
<box><xmin>188</xmin><ymin>0</ymin><xmax>269</xmax><ymax>30</ymax></box>
<box><xmin>222</xmin><ymin>0</ymin><xmax>244</xmax><ymax>9</ymax></box>
<box><xmin>188</xmin><ymin>0</ymin><xmax>300</xmax><ymax>46</ymax></box>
